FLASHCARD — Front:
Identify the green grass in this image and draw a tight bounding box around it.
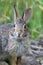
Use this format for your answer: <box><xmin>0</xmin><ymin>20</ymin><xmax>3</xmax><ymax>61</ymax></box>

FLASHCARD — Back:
<box><xmin>0</xmin><ymin>0</ymin><xmax>43</xmax><ymax>40</ymax></box>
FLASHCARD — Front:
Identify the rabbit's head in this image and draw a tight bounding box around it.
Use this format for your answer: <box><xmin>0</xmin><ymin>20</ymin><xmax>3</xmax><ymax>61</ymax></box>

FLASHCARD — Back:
<box><xmin>10</xmin><ymin>5</ymin><xmax>32</xmax><ymax>39</ymax></box>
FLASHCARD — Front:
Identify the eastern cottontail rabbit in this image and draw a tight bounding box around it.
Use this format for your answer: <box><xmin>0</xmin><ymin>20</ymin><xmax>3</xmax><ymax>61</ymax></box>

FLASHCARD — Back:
<box><xmin>8</xmin><ymin>5</ymin><xmax>32</xmax><ymax>65</ymax></box>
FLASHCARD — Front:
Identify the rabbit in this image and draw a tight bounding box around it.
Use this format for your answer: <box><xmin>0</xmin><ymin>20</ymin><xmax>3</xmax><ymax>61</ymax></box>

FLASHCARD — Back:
<box><xmin>8</xmin><ymin>5</ymin><xmax>32</xmax><ymax>65</ymax></box>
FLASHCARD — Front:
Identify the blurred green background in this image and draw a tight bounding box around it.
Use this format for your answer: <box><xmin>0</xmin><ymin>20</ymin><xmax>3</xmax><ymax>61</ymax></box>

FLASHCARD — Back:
<box><xmin>0</xmin><ymin>0</ymin><xmax>43</xmax><ymax>40</ymax></box>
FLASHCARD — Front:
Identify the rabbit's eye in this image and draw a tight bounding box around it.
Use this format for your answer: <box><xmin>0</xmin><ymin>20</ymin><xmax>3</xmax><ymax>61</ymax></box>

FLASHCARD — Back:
<box><xmin>14</xmin><ymin>24</ymin><xmax>15</xmax><ymax>27</ymax></box>
<box><xmin>24</xmin><ymin>25</ymin><xmax>26</xmax><ymax>28</ymax></box>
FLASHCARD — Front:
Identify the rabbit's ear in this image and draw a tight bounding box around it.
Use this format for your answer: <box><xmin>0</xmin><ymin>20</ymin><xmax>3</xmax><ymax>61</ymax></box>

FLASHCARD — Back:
<box><xmin>14</xmin><ymin>5</ymin><xmax>19</xmax><ymax>24</ymax></box>
<box><xmin>22</xmin><ymin>8</ymin><xmax>32</xmax><ymax>23</ymax></box>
